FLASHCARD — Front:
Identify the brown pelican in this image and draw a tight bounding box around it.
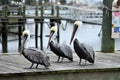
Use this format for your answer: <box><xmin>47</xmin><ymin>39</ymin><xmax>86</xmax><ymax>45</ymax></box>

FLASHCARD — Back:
<box><xmin>47</xmin><ymin>26</ymin><xmax>73</xmax><ymax>62</ymax></box>
<box><xmin>20</xmin><ymin>30</ymin><xmax>50</xmax><ymax>69</ymax></box>
<box><xmin>70</xmin><ymin>21</ymin><xmax>95</xmax><ymax>65</ymax></box>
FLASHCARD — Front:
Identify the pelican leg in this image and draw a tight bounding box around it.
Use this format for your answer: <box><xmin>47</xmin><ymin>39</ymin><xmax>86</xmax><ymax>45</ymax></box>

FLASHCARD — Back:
<box><xmin>29</xmin><ymin>63</ymin><xmax>34</xmax><ymax>69</ymax></box>
<box><xmin>36</xmin><ymin>64</ymin><xmax>39</xmax><ymax>68</ymax></box>
<box><xmin>79</xmin><ymin>59</ymin><xmax>81</xmax><ymax>65</ymax></box>
<box><xmin>57</xmin><ymin>56</ymin><xmax>60</xmax><ymax>62</ymax></box>
<box><xmin>60</xmin><ymin>57</ymin><xmax>64</xmax><ymax>63</ymax></box>
<box><xmin>84</xmin><ymin>56</ymin><xmax>89</xmax><ymax>66</ymax></box>
<box><xmin>84</xmin><ymin>60</ymin><xmax>87</xmax><ymax>66</ymax></box>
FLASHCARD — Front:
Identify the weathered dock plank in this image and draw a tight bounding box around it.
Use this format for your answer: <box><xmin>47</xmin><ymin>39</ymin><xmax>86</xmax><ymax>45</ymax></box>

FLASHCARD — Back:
<box><xmin>0</xmin><ymin>51</ymin><xmax>120</xmax><ymax>76</ymax></box>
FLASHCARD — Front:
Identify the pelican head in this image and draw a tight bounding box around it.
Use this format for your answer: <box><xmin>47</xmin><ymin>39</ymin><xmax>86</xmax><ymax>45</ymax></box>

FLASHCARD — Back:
<box><xmin>22</xmin><ymin>30</ymin><xmax>30</xmax><ymax>41</ymax></box>
<box><xmin>47</xmin><ymin>26</ymin><xmax>57</xmax><ymax>49</ymax></box>
<box><xmin>20</xmin><ymin>30</ymin><xmax>30</xmax><ymax>55</ymax></box>
<box><xmin>69</xmin><ymin>21</ymin><xmax>82</xmax><ymax>44</ymax></box>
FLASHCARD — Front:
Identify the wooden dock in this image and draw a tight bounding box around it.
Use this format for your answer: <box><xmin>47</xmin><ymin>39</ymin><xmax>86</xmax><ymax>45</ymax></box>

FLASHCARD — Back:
<box><xmin>0</xmin><ymin>51</ymin><xmax>120</xmax><ymax>77</ymax></box>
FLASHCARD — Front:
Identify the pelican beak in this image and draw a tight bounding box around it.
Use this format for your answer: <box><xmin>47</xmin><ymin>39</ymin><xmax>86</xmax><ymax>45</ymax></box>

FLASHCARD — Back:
<box><xmin>20</xmin><ymin>35</ymin><xmax>24</xmax><ymax>56</ymax></box>
<box><xmin>69</xmin><ymin>24</ymin><xmax>78</xmax><ymax>45</ymax></box>
<box><xmin>20</xmin><ymin>34</ymin><xmax>28</xmax><ymax>55</ymax></box>
<box><xmin>47</xmin><ymin>31</ymin><xmax>55</xmax><ymax>49</ymax></box>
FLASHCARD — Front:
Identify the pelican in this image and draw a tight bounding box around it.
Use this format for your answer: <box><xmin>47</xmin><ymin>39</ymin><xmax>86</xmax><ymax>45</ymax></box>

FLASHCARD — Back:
<box><xmin>70</xmin><ymin>21</ymin><xmax>95</xmax><ymax>65</ymax></box>
<box><xmin>20</xmin><ymin>30</ymin><xmax>50</xmax><ymax>69</ymax></box>
<box><xmin>47</xmin><ymin>26</ymin><xmax>73</xmax><ymax>62</ymax></box>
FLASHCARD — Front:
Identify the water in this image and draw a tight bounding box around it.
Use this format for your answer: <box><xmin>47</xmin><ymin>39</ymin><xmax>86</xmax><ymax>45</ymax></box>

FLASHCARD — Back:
<box><xmin>0</xmin><ymin>19</ymin><xmax>120</xmax><ymax>53</ymax></box>
<box><xmin>0</xmin><ymin>71</ymin><xmax>120</xmax><ymax>80</ymax></box>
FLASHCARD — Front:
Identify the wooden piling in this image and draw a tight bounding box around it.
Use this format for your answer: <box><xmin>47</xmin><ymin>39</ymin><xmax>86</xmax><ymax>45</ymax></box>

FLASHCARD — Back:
<box><xmin>40</xmin><ymin>20</ymin><xmax>43</xmax><ymax>50</ymax></box>
<box><xmin>35</xmin><ymin>20</ymin><xmax>38</xmax><ymax>48</ymax></box>
<box><xmin>18</xmin><ymin>6</ymin><xmax>23</xmax><ymax>51</ymax></box>
<box><xmin>2</xmin><ymin>5</ymin><xmax>8</xmax><ymax>17</ymax></box>
<box><xmin>101</xmin><ymin>0</ymin><xmax>115</xmax><ymax>53</ymax></box>
<box><xmin>35</xmin><ymin>1</ymin><xmax>39</xmax><ymax>48</ymax></box>
<box><xmin>40</xmin><ymin>5</ymin><xmax>44</xmax><ymax>50</ymax></box>
<box><xmin>18</xmin><ymin>23</ymin><xmax>22</xmax><ymax>52</ymax></box>
<box><xmin>1</xmin><ymin>19</ymin><xmax>8</xmax><ymax>53</ymax></box>
<box><xmin>23</xmin><ymin>5</ymin><xmax>26</xmax><ymax>17</ymax></box>
<box><xmin>1</xmin><ymin>5</ymin><xmax>8</xmax><ymax>53</ymax></box>
<box><xmin>51</xmin><ymin>5</ymin><xmax>54</xmax><ymax>16</ymax></box>
<box><xmin>18</xmin><ymin>6</ymin><xmax>22</xmax><ymax>15</ymax></box>
<box><xmin>56</xmin><ymin>5</ymin><xmax>60</xmax><ymax>43</ymax></box>
<box><xmin>18</xmin><ymin>19</ymin><xmax>26</xmax><ymax>51</ymax></box>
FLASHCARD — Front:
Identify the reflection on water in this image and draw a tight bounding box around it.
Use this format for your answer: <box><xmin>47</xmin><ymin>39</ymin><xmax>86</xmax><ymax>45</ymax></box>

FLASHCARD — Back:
<box><xmin>0</xmin><ymin>71</ymin><xmax>120</xmax><ymax>80</ymax></box>
<box><xmin>0</xmin><ymin>19</ymin><xmax>120</xmax><ymax>53</ymax></box>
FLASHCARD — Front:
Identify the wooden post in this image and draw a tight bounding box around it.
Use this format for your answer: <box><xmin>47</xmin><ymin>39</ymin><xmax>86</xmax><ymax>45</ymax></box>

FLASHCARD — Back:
<box><xmin>1</xmin><ymin>5</ymin><xmax>8</xmax><ymax>53</ymax></box>
<box><xmin>1</xmin><ymin>19</ymin><xmax>8</xmax><ymax>53</ymax></box>
<box><xmin>57</xmin><ymin>20</ymin><xmax>60</xmax><ymax>43</ymax></box>
<box><xmin>23</xmin><ymin>5</ymin><xmax>26</xmax><ymax>17</ymax></box>
<box><xmin>2</xmin><ymin>5</ymin><xmax>8</xmax><ymax>17</ymax></box>
<box><xmin>22</xmin><ymin>5</ymin><xmax>26</xmax><ymax>31</ymax></box>
<box><xmin>56</xmin><ymin>5</ymin><xmax>59</xmax><ymax>17</ymax></box>
<box><xmin>34</xmin><ymin>0</ymin><xmax>38</xmax><ymax>48</ymax></box>
<box><xmin>18</xmin><ymin>19</ymin><xmax>26</xmax><ymax>51</ymax></box>
<box><xmin>40</xmin><ymin>19</ymin><xmax>43</xmax><ymax>50</ymax></box>
<box><xmin>57</xmin><ymin>5</ymin><xmax>60</xmax><ymax>43</ymax></box>
<box><xmin>101</xmin><ymin>0</ymin><xmax>115</xmax><ymax>53</ymax></box>
<box><xmin>35</xmin><ymin>20</ymin><xmax>38</xmax><ymax>48</ymax></box>
<box><xmin>18</xmin><ymin>6</ymin><xmax>22</xmax><ymax>15</ymax></box>
<box><xmin>50</xmin><ymin>19</ymin><xmax>55</xmax><ymax>28</ymax></box>
<box><xmin>40</xmin><ymin>4</ymin><xmax>44</xmax><ymax>50</ymax></box>
<box><xmin>35</xmin><ymin>5</ymin><xmax>38</xmax><ymax>16</ymax></box>
<box><xmin>18</xmin><ymin>23</ymin><xmax>22</xmax><ymax>52</ymax></box>
<box><xmin>41</xmin><ymin>5</ymin><xmax>44</xmax><ymax>16</ymax></box>
<box><xmin>51</xmin><ymin>5</ymin><xmax>54</xmax><ymax>16</ymax></box>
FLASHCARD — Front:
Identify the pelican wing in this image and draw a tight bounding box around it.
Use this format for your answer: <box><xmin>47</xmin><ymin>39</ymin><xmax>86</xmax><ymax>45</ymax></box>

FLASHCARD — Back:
<box><xmin>75</xmin><ymin>40</ymin><xmax>87</xmax><ymax>53</ymax></box>
<box><xmin>81</xmin><ymin>43</ymin><xmax>95</xmax><ymax>60</ymax></box>
<box><xmin>51</xmin><ymin>42</ymin><xmax>64</xmax><ymax>56</ymax></box>
<box><xmin>23</xmin><ymin>48</ymin><xmax>46</xmax><ymax>64</ymax></box>
<box><xmin>59</xmin><ymin>43</ymin><xmax>73</xmax><ymax>59</ymax></box>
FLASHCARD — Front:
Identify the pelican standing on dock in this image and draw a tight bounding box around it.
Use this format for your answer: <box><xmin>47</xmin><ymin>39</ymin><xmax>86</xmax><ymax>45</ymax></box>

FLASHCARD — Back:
<box><xmin>70</xmin><ymin>21</ymin><xmax>95</xmax><ymax>65</ymax></box>
<box><xmin>20</xmin><ymin>30</ymin><xmax>50</xmax><ymax>69</ymax></box>
<box><xmin>47</xmin><ymin>26</ymin><xmax>73</xmax><ymax>62</ymax></box>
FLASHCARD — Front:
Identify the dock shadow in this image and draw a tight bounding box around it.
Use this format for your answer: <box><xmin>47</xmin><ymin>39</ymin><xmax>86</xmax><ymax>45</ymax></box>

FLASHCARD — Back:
<box><xmin>73</xmin><ymin>63</ymin><xmax>94</xmax><ymax>67</ymax></box>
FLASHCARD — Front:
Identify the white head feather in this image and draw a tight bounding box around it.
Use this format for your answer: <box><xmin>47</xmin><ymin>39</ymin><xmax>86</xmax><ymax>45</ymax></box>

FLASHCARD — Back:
<box><xmin>74</xmin><ymin>21</ymin><xmax>83</xmax><ymax>27</ymax></box>
<box><xmin>50</xmin><ymin>26</ymin><xmax>57</xmax><ymax>32</ymax></box>
<box><xmin>22</xmin><ymin>30</ymin><xmax>30</xmax><ymax>41</ymax></box>
<box><xmin>50</xmin><ymin>26</ymin><xmax>57</xmax><ymax>42</ymax></box>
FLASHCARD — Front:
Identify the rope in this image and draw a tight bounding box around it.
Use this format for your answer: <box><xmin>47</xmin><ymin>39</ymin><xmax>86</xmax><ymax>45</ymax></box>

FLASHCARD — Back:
<box><xmin>61</xmin><ymin>21</ymin><xmax>67</xmax><ymax>31</ymax></box>
<box><xmin>103</xmin><ymin>5</ymin><xmax>112</xmax><ymax>12</ymax></box>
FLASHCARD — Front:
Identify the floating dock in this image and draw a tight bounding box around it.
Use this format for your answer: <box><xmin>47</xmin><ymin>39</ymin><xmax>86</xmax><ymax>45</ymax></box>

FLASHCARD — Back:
<box><xmin>0</xmin><ymin>51</ymin><xmax>120</xmax><ymax>80</ymax></box>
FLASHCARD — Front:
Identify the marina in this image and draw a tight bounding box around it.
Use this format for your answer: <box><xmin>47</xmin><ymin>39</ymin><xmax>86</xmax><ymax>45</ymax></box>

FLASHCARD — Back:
<box><xmin>0</xmin><ymin>0</ymin><xmax>120</xmax><ymax>80</ymax></box>
<box><xmin>0</xmin><ymin>4</ymin><xmax>104</xmax><ymax>53</ymax></box>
